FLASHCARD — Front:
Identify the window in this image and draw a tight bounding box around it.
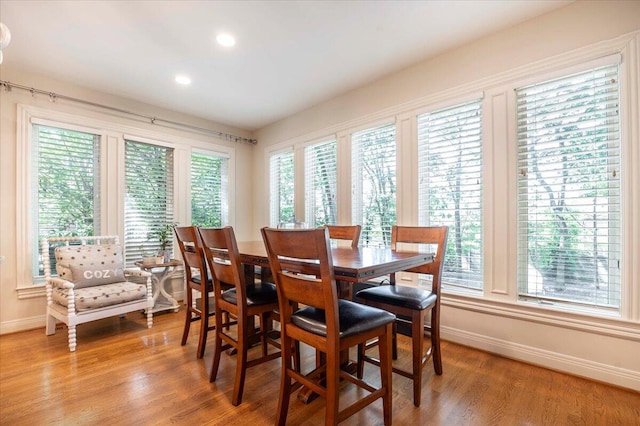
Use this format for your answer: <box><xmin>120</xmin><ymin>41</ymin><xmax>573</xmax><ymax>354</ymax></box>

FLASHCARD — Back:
<box><xmin>124</xmin><ymin>140</ymin><xmax>174</xmax><ymax>267</ymax></box>
<box><xmin>31</xmin><ymin>124</ymin><xmax>100</xmax><ymax>277</ymax></box>
<box><xmin>352</xmin><ymin>123</ymin><xmax>396</xmax><ymax>247</ymax></box>
<box><xmin>516</xmin><ymin>63</ymin><xmax>621</xmax><ymax>312</ymax></box>
<box><xmin>269</xmin><ymin>149</ymin><xmax>294</xmax><ymax>227</ymax></box>
<box><xmin>304</xmin><ymin>139</ymin><xmax>337</xmax><ymax>228</ymax></box>
<box><xmin>417</xmin><ymin>100</ymin><xmax>483</xmax><ymax>290</ymax></box>
<box><xmin>191</xmin><ymin>151</ymin><xmax>229</xmax><ymax>227</ymax></box>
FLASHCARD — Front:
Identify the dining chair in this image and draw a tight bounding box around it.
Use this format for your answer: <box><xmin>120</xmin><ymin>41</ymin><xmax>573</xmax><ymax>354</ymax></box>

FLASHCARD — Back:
<box><xmin>261</xmin><ymin>227</ymin><xmax>395</xmax><ymax>426</ymax></box>
<box><xmin>174</xmin><ymin>226</ymin><xmax>221</xmax><ymax>358</ymax></box>
<box><xmin>197</xmin><ymin>226</ymin><xmax>282</xmax><ymax>406</ymax></box>
<box><xmin>326</xmin><ymin>224</ymin><xmax>361</xmax><ymax>248</ymax></box>
<box><xmin>355</xmin><ymin>225</ymin><xmax>448</xmax><ymax>407</ymax></box>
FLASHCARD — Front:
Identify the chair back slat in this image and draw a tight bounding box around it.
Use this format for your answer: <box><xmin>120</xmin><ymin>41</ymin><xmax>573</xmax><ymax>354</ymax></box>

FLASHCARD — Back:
<box><xmin>198</xmin><ymin>227</ymin><xmax>247</xmax><ymax>303</ymax></box>
<box><xmin>391</xmin><ymin>226</ymin><xmax>448</xmax><ymax>291</ymax></box>
<box><xmin>174</xmin><ymin>226</ymin><xmax>206</xmax><ymax>282</ymax></box>
<box><xmin>326</xmin><ymin>225</ymin><xmax>361</xmax><ymax>248</ymax></box>
<box><xmin>261</xmin><ymin>227</ymin><xmax>339</xmax><ymax>325</ymax></box>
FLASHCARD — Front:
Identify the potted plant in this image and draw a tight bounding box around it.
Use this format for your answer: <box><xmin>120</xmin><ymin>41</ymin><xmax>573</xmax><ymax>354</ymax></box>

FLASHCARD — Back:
<box><xmin>148</xmin><ymin>223</ymin><xmax>177</xmax><ymax>263</ymax></box>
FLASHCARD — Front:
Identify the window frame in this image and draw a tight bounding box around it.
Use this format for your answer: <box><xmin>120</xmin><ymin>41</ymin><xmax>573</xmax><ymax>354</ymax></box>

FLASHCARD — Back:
<box><xmin>303</xmin><ymin>137</ymin><xmax>338</xmax><ymax>228</ymax></box>
<box><xmin>513</xmin><ymin>56</ymin><xmax>623</xmax><ymax>316</ymax></box>
<box><xmin>416</xmin><ymin>98</ymin><xmax>485</xmax><ymax>293</ymax></box>
<box><xmin>268</xmin><ymin>147</ymin><xmax>295</xmax><ymax>227</ymax></box>
<box><xmin>16</xmin><ymin>105</ymin><xmax>237</xmax><ymax>296</ymax></box>
<box><xmin>350</xmin><ymin>121</ymin><xmax>397</xmax><ymax>248</ymax></box>
<box><xmin>189</xmin><ymin>148</ymin><xmax>231</xmax><ymax>228</ymax></box>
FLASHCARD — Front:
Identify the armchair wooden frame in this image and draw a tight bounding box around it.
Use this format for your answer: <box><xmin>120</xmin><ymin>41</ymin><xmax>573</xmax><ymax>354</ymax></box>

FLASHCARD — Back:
<box><xmin>43</xmin><ymin>235</ymin><xmax>153</xmax><ymax>352</ymax></box>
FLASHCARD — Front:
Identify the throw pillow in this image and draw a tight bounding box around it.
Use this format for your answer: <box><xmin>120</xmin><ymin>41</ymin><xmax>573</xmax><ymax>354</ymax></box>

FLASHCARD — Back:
<box><xmin>69</xmin><ymin>264</ymin><xmax>126</xmax><ymax>288</ymax></box>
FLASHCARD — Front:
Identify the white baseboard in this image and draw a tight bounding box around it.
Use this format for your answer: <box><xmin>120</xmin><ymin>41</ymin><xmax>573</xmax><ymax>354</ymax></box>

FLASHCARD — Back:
<box><xmin>0</xmin><ymin>315</ymin><xmax>44</xmax><ymax>335</ymax></box>
<box><xmin>442</xmin><ymin>326</ymin><xmax>640</xmax><ymax>392</ymax></box>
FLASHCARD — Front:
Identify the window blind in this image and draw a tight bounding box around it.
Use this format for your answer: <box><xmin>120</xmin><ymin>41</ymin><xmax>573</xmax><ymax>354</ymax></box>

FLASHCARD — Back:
<box><xmin>304</xmin><ymin>139</ymin><xmax>337</xmax><ymax>228</ymax></box>
<box><xmin>269</xmin><ymin>150</ymin><xmax>294</xmax><ymax>227</ymax></box>
<box><xmin>417</xmin><ymin>100</ymin><xmax>483</xmax><ymax>290</ymax></box>
<box><xmin>351</xmin><ymin>123</ymin><xmax>396</xmax><ymax>248</ymax></box>
<box><xmin>124</xmin><ymin>140</ymin><xmax>174</xmax><ymax>267</ymax></box>
<box><xmin>32</xmin><ymin>124</ymin><xmax>100</xmax><ymax>276</ymax></box>
<box><xmin>191</xmin><ymin>152</ymin><xmax>229</xmax><ymax>227</ymax></box>
<box><xmin>516</xmin><ymin>63</ymin><xmax>621</xmax><ymax>311</ymax></box>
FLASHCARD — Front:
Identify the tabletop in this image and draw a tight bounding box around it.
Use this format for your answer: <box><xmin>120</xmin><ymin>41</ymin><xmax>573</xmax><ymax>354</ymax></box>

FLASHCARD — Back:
<box><xmin>237</xmin><ymin>241</ymin><xmax>434</xmax><ymax>283</ymax></box>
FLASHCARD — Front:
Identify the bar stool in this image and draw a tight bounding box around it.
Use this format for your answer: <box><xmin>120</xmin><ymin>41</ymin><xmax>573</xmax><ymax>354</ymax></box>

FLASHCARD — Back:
<box><xmin>355</xmin><ymin>225</ymin><xmax>448</xmax><ymax>407</ymax></box>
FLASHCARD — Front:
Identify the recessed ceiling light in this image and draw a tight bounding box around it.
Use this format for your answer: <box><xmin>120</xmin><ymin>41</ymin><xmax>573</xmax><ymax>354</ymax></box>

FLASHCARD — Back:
<box><xmin>175</xmin><ymin>75</ymin><xmax>191</xmax><ymax>85</ymax></box>
<box><xmin>216</xmin><ymin>33</ymin><xmax>236</xmax><ymax>47</ymax></box>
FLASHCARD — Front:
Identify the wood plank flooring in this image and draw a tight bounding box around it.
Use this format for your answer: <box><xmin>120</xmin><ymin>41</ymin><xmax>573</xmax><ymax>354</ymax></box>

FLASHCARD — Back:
<box><xmin>1</xmin><ymin>308</ymin><xmax>638</xmax><ymax>425</ymax></box>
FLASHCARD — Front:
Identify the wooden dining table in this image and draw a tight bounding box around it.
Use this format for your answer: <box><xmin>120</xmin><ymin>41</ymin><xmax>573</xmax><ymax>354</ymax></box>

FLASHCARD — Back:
<box><xmin>237</xmin><ymin>240</ymin><xmax>435</xmax><ymax>286</ymax></box>
<box><xmin>236</xmin><ymin>240</ymin><xmax>435</xmax><ymax>403</ymax></box>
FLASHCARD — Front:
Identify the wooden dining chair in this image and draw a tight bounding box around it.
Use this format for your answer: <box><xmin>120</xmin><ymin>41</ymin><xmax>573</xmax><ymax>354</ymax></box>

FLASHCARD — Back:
<box><xmin>174</xmin><ymin>226</ymin><xmax>218</xmax><ymax>359</ymax></box>
<box><xmin>355</xmin><ymin>225</ymin><xmax>448</xmax><ymax>407</ymax></box>
<box><xmin>326</xmin><ymin>224</ymin><xmax>361</xmax><ymax>248</ymax></box>
<box><xmin>262</xmin><ymin>227</ymin><xmax>395</xmax><ymax>426</ymax></box>
<box><xmin>198</xmin><ymin>226</ymin><xmax>282</xmax><ymax>406</ymax></box>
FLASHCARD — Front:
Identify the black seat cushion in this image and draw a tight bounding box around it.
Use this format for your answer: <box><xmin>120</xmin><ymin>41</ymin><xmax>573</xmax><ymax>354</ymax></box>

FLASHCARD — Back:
<box><xmin>291</xmin><ymin>299</ymin><xmax>395</xmax><ymax>338</ymax></box>
<box><xmin>221</xmin><ymin>282</ymin><xmax>278</xmax><ymax>306</ymax></box>
<box><xmin>356</xmin><ymin>285</ymin><xmax>436</xmax><ymax>311</ymax></box>
<box><xmin>192</xmin><ymin>275</ymin><xmax>212</xmax><ymax>286</ymax></box>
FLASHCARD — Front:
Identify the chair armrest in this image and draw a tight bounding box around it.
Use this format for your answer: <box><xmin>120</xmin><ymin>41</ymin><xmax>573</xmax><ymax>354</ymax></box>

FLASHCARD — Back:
<box><xmin>47</xmin><ymin>277</ymin><xmax>75</xmax><ymax>289</ymax></box>
<box><xmin>124</xmin><ymin>268</ymin><xmax>153</xmax><ymax>278</ymax></box>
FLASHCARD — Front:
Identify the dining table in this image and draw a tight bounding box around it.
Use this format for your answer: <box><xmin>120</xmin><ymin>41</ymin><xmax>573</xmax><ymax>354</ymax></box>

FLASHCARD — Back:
<box><xmin>237</xmin><ymin>240</ymin><xmax>434</xmax><ymax>286</ymax></box>
<box><xmin>236</xmin><ymin>240</ymin><xmax>435</xmax><ymax>403</ymax></box>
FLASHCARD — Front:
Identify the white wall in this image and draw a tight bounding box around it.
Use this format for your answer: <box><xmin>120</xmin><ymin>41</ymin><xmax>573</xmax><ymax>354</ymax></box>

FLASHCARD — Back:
<box><xmin>251</xmin><ymin>1</ymin><xmax>640</xmax><ymax>390</ymax></box>
<box><xmin>0</xmin><ymin>67</ymin><xmax>255</xmax><ymax>334</ymax></box>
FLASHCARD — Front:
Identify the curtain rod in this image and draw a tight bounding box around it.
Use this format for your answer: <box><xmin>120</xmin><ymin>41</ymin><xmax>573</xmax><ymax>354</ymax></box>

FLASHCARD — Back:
<box><xmin>0</xmin><ymin>80</ymin><xmax>257</xmax><ymax>145</ymax></box>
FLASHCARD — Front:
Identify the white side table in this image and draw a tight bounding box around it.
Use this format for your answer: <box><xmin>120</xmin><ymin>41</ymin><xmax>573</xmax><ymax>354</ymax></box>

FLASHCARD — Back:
<box><xmin>135</xmin><ymin>259</ymin><xmax>181</xmax><ymax>314</ymax></box>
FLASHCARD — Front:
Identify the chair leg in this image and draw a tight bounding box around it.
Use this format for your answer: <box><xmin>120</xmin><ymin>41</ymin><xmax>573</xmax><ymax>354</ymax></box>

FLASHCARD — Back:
<box><xmin>325</xmin><ymin>348</ymin><xmax>340</xmax><ymax>426</ymax></box>
<box><xmin>196</xmin><ymin>295</ymin><xmax>209</xmax><ymax>359</ymax></box>
<box><xmin>356</xmin><ymin>343</ymin><xmax>365</xmax><ymax>379</ymax></box>
<box><xmin>68</xmin><ymin>324</ymin><xmax>77</xmax><ymax>352</ymax></box>
<box><xmin>392</xmin><ymin>321</ymin><xmax>398</xmax><ymax>360</ymax></box>
<box><xmin>412</xmin><ymin>310</ymin><xmax>426</xmax><ymax>407</ymax></box>
<box><xmin>181</xmin><ymin>291</ymin><xmax>192</xmax><ymax>346</ymax></box>
<box><xmin>209</xmin><ymin>312</ymin><xmax>224</xmax><ymax>383</ymax></box>
<box><xmin>260</xmin><ymin>312</ymin><xmax>269</xmax><ymax>357</ymax></box>
<box><xmin>276</xmin><ymin>335</ymin><xmax>293</xmax><ymax>426</ymax></box>
<box><xmin>379</xmin><ymin>323</ymin><xmax>393</xmax><ymax>426</ymax></box>
<box><xmin>293</xmin><ymin>341</ymin><xmax>301</xmax><ymax>373</ymax></box>
<box><xmin>232</xmin><ymin>315</ymin><xmax>248</xmax><ymax>406</ymax></box>
<box><xmin>431</xmin><ymin>307</ymin><xmax>443</xmax><ymax>375</ymax></box>
<box><xmin>45</xmin><ymin>314</ymin><xmax>56</xmax><ymax>336</ymax></box>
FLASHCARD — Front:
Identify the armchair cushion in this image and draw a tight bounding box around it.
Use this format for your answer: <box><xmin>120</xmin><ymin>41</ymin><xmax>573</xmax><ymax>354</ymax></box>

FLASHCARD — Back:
<box><xmin>55</xmin><ymin>244</ymin><xmax>125</xmax><ymax>289</ymax></box>
<box><xmin>52</xmin><ymin>281</ymin><xmax>147</xmax><ymax>311</ymax></box>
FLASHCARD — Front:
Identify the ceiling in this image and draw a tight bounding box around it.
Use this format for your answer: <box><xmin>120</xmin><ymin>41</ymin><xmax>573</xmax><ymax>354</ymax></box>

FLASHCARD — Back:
<box><xmin>0</xmin><ymin>1</ymin><xmax>572</xmax><ymax>131</ymax></box>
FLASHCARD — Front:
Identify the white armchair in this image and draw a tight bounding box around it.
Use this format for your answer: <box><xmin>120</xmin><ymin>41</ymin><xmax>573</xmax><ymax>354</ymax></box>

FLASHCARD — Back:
<box><xmin>43</xmin><ymin>235</ymin><xmax>153</xmax><ymax>352</ymax></box>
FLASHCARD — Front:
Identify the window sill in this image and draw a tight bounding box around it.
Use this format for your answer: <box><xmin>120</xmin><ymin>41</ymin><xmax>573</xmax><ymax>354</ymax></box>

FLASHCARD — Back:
<box><xmin>16</xmin><ymin>284</ymin><xmax>46</xmax><ymax>300</ymax></box>
<box><xmin>442</xmin><ymin>292</ymin><xmax>640</xmax><ymax>342</ymax></box>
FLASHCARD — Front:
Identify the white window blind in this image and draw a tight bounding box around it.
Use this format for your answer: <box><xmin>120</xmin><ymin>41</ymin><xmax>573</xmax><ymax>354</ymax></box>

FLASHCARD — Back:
<box><xmin>417</xmin><ymin>100</ymin><xmax>483</xmax><ymax>290</ymax></box>
<box><xmin>124</xmin><ymin>140</ymin><xmax>174</xmax><ymax>267</ymax></box>
<box><xmin>304</xmin><ymin>139</ymin><xmax>337</xmax><ymax>228</ymax></box>
<box><xmin>191</xmin><ymin>151</ymin><xmax>229</xmax><ymax>227</ymax></box>
<box><xmin>516</xmin><ymin>63</ymin><xmax>621</xmax><ymax>312</ymax></box>
<box><xmin>269</xmin><ymin>149</ymin><xmax>294</xmax><ymax>227</ymax></box>
<box><xmin>32</xmin><ymin>124</ymin><xmax>100</xmax><ymax>277</ymax></box>
<box><xmin>351</xmin><ymin>123</ymin><xmax>396</xmax><ymax>248</ymax></box>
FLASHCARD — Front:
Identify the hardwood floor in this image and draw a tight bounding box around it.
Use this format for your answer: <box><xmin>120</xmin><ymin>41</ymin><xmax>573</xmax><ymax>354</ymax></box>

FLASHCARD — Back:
<box><xmin>1</xmin><ymin>308</ymin><xmax>638</xmax><ymax>425</ymax></box>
